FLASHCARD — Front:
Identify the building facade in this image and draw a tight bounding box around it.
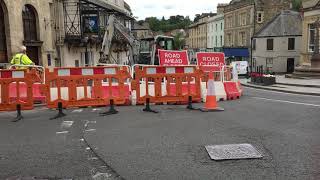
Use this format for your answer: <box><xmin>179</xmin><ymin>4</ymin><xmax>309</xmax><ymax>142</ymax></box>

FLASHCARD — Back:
<box><xmin>300</xmin><ymin>0</ymin><xmax>320</xmax><ymax>65</ymax></box>
<box><xmin>207</xmin><ymin>9</ymin><xmax>225</xmax><ymax>52</ymax></box>
<box><xmin>223</xmin><ymin>0</ymin><xmax>292</xmax><ymax>63</ymax></box>
<box><xmin>252</xmin><ymin>10</ymin><xmax>302</xmax><ymax>73</ymax></box>
<box><xmin>187</xmin><ymin>13</ymin><xmax>215</xmax><ymax>51</ymax></box>
<box><xmin>53</xmin><ymin>0</ymin><xmax>134</xmax><ymax>67</ymax></box>
<box><xmin>0</xmin><ymin>0</ymin><xmax>55</xmax><ymax>68</ymax></box>
<box><xmin>0</xmin><ymin>0</ymin><xmax>134</xmax><ymax>69</ymax></box>
<box><xmin>132</xmin><ymin>22</ymin><xmax>152</xmax><ymax>39</ymax></box>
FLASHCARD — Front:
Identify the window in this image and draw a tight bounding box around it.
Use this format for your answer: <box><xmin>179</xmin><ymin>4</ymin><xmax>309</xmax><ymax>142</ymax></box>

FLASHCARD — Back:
<box><xmin>239</xmin><ymin>12</ymin><xmax>246</xmax><ymax>26</ymax></box>
<box><xmin>227</xmin><ymin>16</ymin><xmax>233</xmax><ymax>28</ymax></box>
<box><xmin>215</xmin><ymin>36</ymin><xmax>218</xmax><ymax>46</ymax></box>
<box><xmin>266</xmin><ymin>58</ymin><xmax>273</xmax><ymax>70</ymax></box>
<box><xmin>239</xmin><ymin>32</ymin><xmax>246</xmax><ymax>46</ymax></box>
<box><xmin>257</xmin><ymin>11</ymin><xmax>264</xmax><ymax>23</ymax></box>
<box><xmin>288</xmin><ymin>38</ymin><xmax>295</xmax><ymax>50</ymax></box>
<box><xmin>221</xmin><ymin>22</ymin><xmax>223</xmax><ymax>30</ymax></box>
<box><xmin>308</xmin><ymin>24</ymin><xmax>315</xmax><ymax>52</ymax></box>
<box><xmin>220</xmin><ymin>36</ymin><xmax>223</xmax><ymax>47</ymax></box>
<box><xmin>267</xmin><ymin>39</ymin><xmax>274</xmax><ymax>50</ymax></box>
<box><xmin>252</xmin><ymin>39</ymin><xmax>256</xmax><ymax>50</ymax></box>
<box><xmin>22</xmin><ymin>5</ymin><xmax>38</xmax><ymax>41</ymax></box>
<box><xmin>227</xmin><ymin>33</ymin><xmax>232</xmax><ymax>46</ymax></box>
<box><xmin>216</xmin><ymin>24</ymin><xmax>218</xmax><ymax>31</ymax></box>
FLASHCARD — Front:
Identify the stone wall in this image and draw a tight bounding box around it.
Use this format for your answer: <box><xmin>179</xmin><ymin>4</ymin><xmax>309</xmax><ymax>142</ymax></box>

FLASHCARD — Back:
<box><xmin>1</xmin><ymin>0</ymin><xmax>54</xmax><ymax>66</ymax></box>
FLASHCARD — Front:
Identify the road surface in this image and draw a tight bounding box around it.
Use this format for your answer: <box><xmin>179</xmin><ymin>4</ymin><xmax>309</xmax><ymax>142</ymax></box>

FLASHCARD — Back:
<box><xmin>0</xmin><ymin>87</ymin><xmax>319</xmax><ymax>179</ymax></box>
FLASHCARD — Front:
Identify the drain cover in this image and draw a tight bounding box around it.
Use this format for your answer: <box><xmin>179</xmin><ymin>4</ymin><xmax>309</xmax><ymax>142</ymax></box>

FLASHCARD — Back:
<box><xmin>205</xmin><ymin>143</ymin><xmax>263</xmax><ymax>160</ymax></box>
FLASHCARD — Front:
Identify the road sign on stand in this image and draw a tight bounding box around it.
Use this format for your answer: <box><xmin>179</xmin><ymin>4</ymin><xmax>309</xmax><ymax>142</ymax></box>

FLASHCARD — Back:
<box><xmin>197</xmin><ymin>52</ymin><xmax>225</xmax><ymax>66</ymax></box>
<box><xmin>158</xmin><ymin>50</ymin><xmax>189</xmax><ymax>66</ymax></box>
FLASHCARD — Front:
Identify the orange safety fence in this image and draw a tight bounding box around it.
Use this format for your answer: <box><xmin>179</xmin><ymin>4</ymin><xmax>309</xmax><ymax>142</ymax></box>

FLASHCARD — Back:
<box><xmin>223</xmin><ymin>66</ymin><xmax>233</xmax><ymax>82</ymax></box>
<box><xmin>131</xmin><ymin>65</ymin><xmax>202</xmax><ymax>104</ymax></box>
<box><xmin>0</xmin><ymin>69</ymin><xmax>35</xmax><ymax>111</ymax></box>
<box><xmin>44</xmin><ymin>66</ymin><xmax>131</xmax><ymax>109</ymax></box>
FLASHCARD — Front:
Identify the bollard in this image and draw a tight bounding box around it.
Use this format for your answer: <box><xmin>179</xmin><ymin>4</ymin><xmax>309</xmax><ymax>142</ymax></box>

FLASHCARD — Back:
<box><xmin>12</xmin><ymin>104</ymin><xmax>23</xmax><ymax>122</ymax></box>
<box><xmin>143</xmin><ymin>98</ymin><xmax>158</xmax><ymax>113</ymax></box>
<box><xmin>50</xmin><ymin>102</ymin><xmax>66</xmax><ymax>120</ymax></box>
<box><xmin>186</xmin><ymin>96</ymin><xmax>196</xmax><ymax>110</ymax></box>
<box><xmin>100</xmin><ymin>99</ymin><xmax>118</xmax><ymax>116</ymax></box>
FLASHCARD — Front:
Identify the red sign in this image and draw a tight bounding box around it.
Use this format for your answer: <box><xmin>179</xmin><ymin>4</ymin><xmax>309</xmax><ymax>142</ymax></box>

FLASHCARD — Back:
<box><xmin>158</xmin><ymin>50</ymin><xmax>189</xmax><ymax>66</ymax></box>
<box><xmin>197</xmin><ymin>52</ymin><xmax>225</xmax><ymax>66</ymax></box>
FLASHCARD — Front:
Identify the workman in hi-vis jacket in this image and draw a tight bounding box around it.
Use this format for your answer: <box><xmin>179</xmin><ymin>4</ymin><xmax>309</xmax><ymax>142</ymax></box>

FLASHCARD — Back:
<box><xmin>10</xmin><ymin>46</ymin><xmax>34</xmax><ymax>69</ymax></box>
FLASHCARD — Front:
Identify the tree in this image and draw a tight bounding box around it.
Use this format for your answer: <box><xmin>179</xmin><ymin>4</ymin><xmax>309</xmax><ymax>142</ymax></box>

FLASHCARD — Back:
<box><xmin>143</xmin><ymin>15</ymin><xmax>192</xmax><ymax>33</ymax></box>
<box><xmin>173</xmin><ymin>32</ymin><xmax>186</xmax><ymax>50</ymax></box>
<box><xmin>292</xmin><ymin>0</ymin><xmax>302</xmax><ymax>11</ymax></box>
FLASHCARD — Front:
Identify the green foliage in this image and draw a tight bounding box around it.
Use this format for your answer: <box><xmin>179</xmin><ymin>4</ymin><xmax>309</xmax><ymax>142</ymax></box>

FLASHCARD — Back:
<box><xmin>143</xmin><ymin>15</ymin><xmax>192</xmax><ymax>32</ymax></box>
<box><xmin>292</xmin><ymin>0</ymin><xmax>302</xmax><ymax>11</ymax></box>
<box><xmin>173</xmin><ymin>32</ymin><xmax>186</xmax><ymax>50</ymax></box>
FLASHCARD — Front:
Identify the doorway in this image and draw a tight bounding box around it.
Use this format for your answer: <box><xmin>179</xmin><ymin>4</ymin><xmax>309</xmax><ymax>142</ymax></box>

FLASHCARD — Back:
<box><xmin>287</xmin><ymin>58</ymin><xmax>295</xmax><ymax>73</ymax></box>
<box><xmin>0</xmin><ymin>4</ymin><xmax>7</xmax><ymax>63</ymax></box>
<box><xmin>26</xmin><ymin>46</ymin><xmax>39</xmax><ymax>65</ymax></box>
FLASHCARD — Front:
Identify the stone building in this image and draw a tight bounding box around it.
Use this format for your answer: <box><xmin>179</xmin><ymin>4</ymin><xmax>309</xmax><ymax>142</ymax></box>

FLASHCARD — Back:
<box><xmin>186</xmin><ymin>13</ymin><xmax>216</xmax><ymax>51</ymax></box>
<box><xmin>132</xmin><ymin>22</ymin><xmax>152</xmax><ymax>39</ymax></box>
<box><xmin>223</xmin><ymin>0</ymin><xmax>292</xmax><ymax>63</ymax></box>
<box><xmin>252</xmin><ymin>10</ymin><xmax>302</xmax><ymax>73</ymax></box>
<box><xmin>207</xmin><ymin>4</ymin><xmax>227</xmax><ymax>52</ymax></box>
<box><xmin>0</xmin><ymin>0</ymin><xmax>55</xmax><ymax>68</ymax></box>
<box><xmin>0</xmin><ymin>0</ymin><xmax>134</xmax><ymax>69</ymax></box>
<box><xmin>300</xmin><ymin>0</ymin><xmax>320</xmax><ymax>65</ymax></box>
<box><xmin>52</xmin><ymin>0</ymin><xmax>134</xmax><ymax>67</ymax></box>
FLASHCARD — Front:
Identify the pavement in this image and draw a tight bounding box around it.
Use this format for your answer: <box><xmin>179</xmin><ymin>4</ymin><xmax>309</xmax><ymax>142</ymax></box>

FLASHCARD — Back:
<box><xmin>0</xmin><ymin>87</ymin><xmax>320</xmax><ymax>179</ymax></box>
<box><xmin>240</xmin><ymin>76</ymin><xmax>320</xmax><ymax>96</ymax></box>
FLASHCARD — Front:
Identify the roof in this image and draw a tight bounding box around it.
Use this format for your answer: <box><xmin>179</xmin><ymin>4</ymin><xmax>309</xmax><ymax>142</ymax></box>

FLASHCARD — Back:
<box><xmin>303</xmin><ymin>0</ymin><xmax>320</xmax><ymax>9</ymax></box>
<box><xmin>85</xmin><ymin>0</ymin><xmax>132</xmax><ymax>18</ymax></box>
<box><xmin>132</xmin><ymin>22</ymin><xmax>150</xmax><ymax>30</ymax></box>
<box><xmin>254</xmin><ymin>10</ymin><xmax>302</xmax><ymax>38</ymax></box>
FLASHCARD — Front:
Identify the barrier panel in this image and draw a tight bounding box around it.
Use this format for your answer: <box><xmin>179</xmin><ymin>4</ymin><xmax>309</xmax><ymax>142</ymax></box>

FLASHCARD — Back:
<box><xmin>45</xmin><ymin>66</ymin><xmax>131</xmax><ymax>109</ymax></box>
<box><xmin>0</xmin><ymin>69</ymin><xmax>34</xmax><ymax>111</ymax></box>
<box><xmin>131</xmin><ymin>65</ymin><xmax>202</xmax><ymax>104</ymax></box>
<box><xmin>9</xmin><ymin>65</ymin><xmax>46</xmax><ymax>104</ymax></box>
<box><xmin>223</xmin><ymin>81</ymin><xmax>240</xmax><ymax>100</ymax></box>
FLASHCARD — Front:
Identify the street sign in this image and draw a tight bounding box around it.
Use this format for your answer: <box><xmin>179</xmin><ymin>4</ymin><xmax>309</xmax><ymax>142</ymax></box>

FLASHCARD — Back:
<box><xmin>197</xmin><ymin>52</ymin><xmax>225</xmax><ymax>66</ymax></box>
<box><xmin>205</xmin><ymin>144</ymin><xmax>263</xmax><ymax>160</ymax></box>
<box><xmin>158</xmin><ymin>50</ymin><xmax>189</xmax><ymax>66</ymax></box>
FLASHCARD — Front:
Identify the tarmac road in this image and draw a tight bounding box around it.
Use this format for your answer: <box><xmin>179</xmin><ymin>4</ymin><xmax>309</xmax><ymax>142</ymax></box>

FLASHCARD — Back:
<box><xmin>84</xmin><ymin>87</ymin><xmax>320</xmax><ymax>180</ymax></box>
<box><xmin>0</xmin><ymin>87</ymin><xmax>319</xmax><ymax>179</ymax></box>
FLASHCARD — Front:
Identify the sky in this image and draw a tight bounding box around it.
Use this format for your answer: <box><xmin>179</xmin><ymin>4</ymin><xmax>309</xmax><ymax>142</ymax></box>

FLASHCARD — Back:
<box><xmin>125</xmin><ymin>0</ymin><xmax>231</xmax><ymax>20</ymax></box>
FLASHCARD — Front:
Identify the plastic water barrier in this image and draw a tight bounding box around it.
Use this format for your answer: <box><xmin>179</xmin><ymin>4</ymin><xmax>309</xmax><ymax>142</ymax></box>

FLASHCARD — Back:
<box><xmin>131</xmin><ymin>65</ymin><xmax>202</xmax><ymax>105</ymax></box>
<box><xmin>45</xmin><ymin>66</ymin><xmax>131</xmax><ymax>109</ymax></box>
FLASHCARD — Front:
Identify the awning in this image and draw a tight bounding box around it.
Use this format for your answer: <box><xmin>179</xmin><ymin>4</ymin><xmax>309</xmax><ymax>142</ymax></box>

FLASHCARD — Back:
<box><xmin>223</xmin><ymin>48</ymin><xmax>249</xmax><ymax>57</ymax></box>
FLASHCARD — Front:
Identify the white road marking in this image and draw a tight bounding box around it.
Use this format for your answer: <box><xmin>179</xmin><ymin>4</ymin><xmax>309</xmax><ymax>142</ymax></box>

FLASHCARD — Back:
<box><xmin>252</xmin><ymin>97</ymin><xmax>320</xmax><ymax>107</ymax></box>
<box><xmin>61</xmin><ymin>121</ymin><xmax>74</xmax><ymax>128</ymax></box>
<box><xmin>72</xmin><ymin>109</ymin><xmax>83</xmax><ymax>113</ymax></box>
<box><xmin>88</xmin><ymin>157</ymin><xmax>98</xmax><ymax>160</ymax></box>
<box><xmin>80</xmin><ymin>138</ymin><xmax>84</xmax><ymax>142</ymax></box>
<box><xmin>56</xmin><ymin>131</ymin><xmax>69</xmax><ymax>134</ymax></box>
<box><xmin>85</xmin><ymin>129</ymin><xmax>96</xmax><ymax>132</ymax></box>
<box><xmin>86</xmin><ymin>147</ymin><xmax>91</xmax><ymax>150</ymax></box>
<box><xmin>244</xmin><ymin>86</ymin><xmax>320</xmax><ymax>97</ymax></box>
<box><xmin>92</xmin><ymin>108</ymin><xmax>101</xmax><ymax>112</ymax></box>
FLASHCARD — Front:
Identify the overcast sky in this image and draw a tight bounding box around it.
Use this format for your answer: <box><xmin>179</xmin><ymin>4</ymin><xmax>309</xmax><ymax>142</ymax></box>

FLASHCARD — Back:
<box><xmin>125</xmin><ymin>0</ymin><xmax>231</xmax><ymax>20</ymax></box>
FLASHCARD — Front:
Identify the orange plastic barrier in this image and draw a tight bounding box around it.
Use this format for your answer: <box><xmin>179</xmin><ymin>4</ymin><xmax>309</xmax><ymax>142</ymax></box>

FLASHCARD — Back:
<box><xmin>45</xmin><ymin>66</ymin><xmax>131</xmax><ymax>109</ymax></box>
<box><xmin>200</xmin><ymin>65</ymin><xmax>223</xmax><ymax>82</ymax></box>
<box><xmin>132</xmin><ymin>66</ymin><xmax>202</xmax><ymax>104</ymax></box>
<box><xmin>223</xmin><ymin>67</ymin><xmax>232</xmax><ymax>81</ymax></box>
<box><xmin>8</xmin><ymin>83</ymin><xmax>46</xmax><ymax>104</ymax></box>
<box><xmin>0</xmin><ymin>69</ymin><xmax>34</xmax><ymax>111</ymax></box>
<box><xmin>223</xmin><ymin>82</ymin><xmax>240</xmax><ymax>100</ymax></box>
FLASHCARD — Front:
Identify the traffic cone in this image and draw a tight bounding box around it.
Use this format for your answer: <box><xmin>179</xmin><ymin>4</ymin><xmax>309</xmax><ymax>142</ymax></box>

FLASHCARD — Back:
<box><xmin>201</xmin><ymin>72</ymin><xmax>224</xmax><ymax>112</ymax></box>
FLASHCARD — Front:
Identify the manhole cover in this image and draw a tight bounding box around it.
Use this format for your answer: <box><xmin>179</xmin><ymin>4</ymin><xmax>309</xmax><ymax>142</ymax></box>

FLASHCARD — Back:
<box><xmin>205</xmin><ymin>143</ymin><xmax>263</xmax><ymax>160</ymax></box>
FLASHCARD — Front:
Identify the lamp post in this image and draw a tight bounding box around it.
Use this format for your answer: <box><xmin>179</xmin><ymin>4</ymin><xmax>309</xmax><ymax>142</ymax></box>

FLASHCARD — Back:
<box><xmin>311</xmin><ymin>18</ymin><xmax>320</xmax><ymax>68</ymax></box>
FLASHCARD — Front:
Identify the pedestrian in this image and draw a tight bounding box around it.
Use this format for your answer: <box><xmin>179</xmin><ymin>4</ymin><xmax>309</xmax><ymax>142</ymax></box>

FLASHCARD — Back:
<box><xmin>10</xmin><ymin>46</ymin><xmax>34</xmax><ymax>69</ymax></box>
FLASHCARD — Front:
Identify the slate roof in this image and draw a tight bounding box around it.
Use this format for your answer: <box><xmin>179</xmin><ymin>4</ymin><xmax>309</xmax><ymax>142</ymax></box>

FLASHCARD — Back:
<box><xmin>254</xmin><ymin>10</ymin><xmax>302</xmax><ymax>38</ymax></box>
<box><xmin>303</xmin><ymin>0</ymin><xmax>320</xmax><ymax>9</ymax></box>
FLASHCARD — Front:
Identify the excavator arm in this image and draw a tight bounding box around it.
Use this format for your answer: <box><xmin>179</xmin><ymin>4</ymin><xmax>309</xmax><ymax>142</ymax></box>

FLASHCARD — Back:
<box><xmin>100</xmin><ymin>15</ymin><xmax>139</xmax><ymax>65</ymax></box>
